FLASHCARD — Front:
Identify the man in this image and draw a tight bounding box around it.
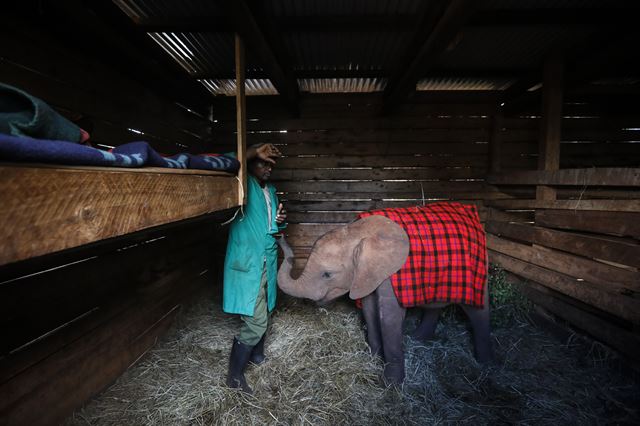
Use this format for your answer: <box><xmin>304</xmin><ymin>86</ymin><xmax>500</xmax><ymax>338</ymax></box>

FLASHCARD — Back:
<box><xmin>223</xmin><ymin>143</ymin><xmax>286</xmax><ymax>393</ymax></box>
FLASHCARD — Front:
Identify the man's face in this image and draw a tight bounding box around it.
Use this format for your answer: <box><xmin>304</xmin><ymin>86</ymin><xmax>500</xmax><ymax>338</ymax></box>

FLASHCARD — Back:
<box><xmin>249</xmin><ymin>159</ymin><xmax>273</xmax><ymax>183</ymax></box>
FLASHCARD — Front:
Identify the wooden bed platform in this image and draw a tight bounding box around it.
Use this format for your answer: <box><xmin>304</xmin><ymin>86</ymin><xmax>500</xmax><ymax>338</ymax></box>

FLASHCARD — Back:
<box><xmin>0</xmin><ymin>163</ymin><xmax>241</xmax><ymax>266</ymax></box>
<box><xmin>0</xmin><ymin>163</ymin><xmax>242</xmax><ymax>425</ymax></box>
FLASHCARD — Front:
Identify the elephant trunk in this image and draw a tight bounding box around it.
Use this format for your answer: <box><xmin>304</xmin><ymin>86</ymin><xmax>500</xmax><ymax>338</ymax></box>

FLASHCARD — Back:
<box><xmin>277</xmin><ymin>236</ymin><xmax>323</xmax><ymax>301</ymax></box>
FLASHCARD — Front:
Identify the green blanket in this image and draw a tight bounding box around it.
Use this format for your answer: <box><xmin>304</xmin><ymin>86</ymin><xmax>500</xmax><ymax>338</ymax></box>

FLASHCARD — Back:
<box><xmin>0</xmin><ymin>82</ymin><xmax>82</xmax><ymax>142</ymax></box>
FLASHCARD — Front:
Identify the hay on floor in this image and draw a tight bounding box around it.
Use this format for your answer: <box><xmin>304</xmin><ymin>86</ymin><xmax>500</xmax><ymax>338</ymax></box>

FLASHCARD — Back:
<box><xmin>66</xmin><ymin>272</ymin><xmax>640</xmax><ymax>425</ymax></box>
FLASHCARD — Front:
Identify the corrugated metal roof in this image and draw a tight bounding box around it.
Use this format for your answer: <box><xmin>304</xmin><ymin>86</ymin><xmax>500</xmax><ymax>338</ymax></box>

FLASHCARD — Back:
<box><xmin>113</xmin><ymin>0</ymin><xmax>223</xmax><ymax>20</ymax></box>
<box><xmin>299</xmin><ymin>78</ymin><xmax>386</xmax><ymax>93</ymax></box>
<box><xmin>112</xmin><ymin>0</ymin><xmax>618</xmax><ymax>95</ymax></box>
<box><xmin>417</xmin><ymin>77</ymin><xmax>515</xmax><ymax>91</ymax></box>
<box><xmin>147</xmin><ymin>32</ymin><xmax>265</xmax><ymax>77</ymax></box>
<box><xmin>199</xmin><ymin>79</ymin><xmax>278</xmax><ymax>96</ymax></box>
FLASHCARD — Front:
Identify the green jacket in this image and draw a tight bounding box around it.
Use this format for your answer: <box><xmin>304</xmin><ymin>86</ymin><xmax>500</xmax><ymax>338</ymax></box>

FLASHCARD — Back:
<box><xmin>223</xmin><ymin>174</ymin><xmax>285</xmax><ymax>315</ymax></box>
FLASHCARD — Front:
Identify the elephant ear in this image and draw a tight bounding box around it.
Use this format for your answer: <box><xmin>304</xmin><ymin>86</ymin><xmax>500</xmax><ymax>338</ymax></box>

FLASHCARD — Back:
<box><xmin>348</xmin><ymin>217</ymin><xmax>410</xmax><ymax>300</ymax></box>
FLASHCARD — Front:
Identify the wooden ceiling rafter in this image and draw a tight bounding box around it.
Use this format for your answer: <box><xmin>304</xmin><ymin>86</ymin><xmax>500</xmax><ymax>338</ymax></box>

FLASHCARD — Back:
<box><xmin>382</xmin><ymin>0</ymin><xmax>476</xmax><ymax>114</ymax></box>
<box><xmin>135</xmin><ymin>8</ymin><xmax>638</xmax><ymax>33</ymax></box>
<box><xmin>502</xmin><ymin>27</ymin><xmax>640</xmax><ymax>115</ymax></box>
<box><xmin>221</xmin><ymin>0</ymin><xmax>299</xmax><ymax>117</ymax></box>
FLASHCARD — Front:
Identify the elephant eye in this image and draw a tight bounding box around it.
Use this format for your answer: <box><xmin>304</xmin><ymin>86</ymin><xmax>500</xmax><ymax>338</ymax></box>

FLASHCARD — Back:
<box><xmin>322</xmin><ymin>271</ymin><xmax>332</xmax><ymax>279</ymax></box>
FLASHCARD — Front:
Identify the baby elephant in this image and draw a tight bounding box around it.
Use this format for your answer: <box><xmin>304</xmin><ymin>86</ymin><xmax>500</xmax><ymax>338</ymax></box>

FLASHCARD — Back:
<box><xmin>277</xmin><ymin>203</ymin><xmax>491</xmax><ymax>385</ymax></box>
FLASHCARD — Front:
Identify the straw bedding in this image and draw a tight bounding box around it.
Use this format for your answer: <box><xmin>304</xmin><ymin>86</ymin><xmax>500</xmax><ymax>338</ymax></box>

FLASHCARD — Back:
<box><xmin>66</xmin><ymin>269</ymin><xmax>639</xmax><ymax>425</ymax></box>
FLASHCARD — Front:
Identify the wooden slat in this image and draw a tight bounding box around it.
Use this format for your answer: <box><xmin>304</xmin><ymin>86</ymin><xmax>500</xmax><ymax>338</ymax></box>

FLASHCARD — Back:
<box><xmin>485</xmin><ymin>207</ymin><xmax>534</xmax><ymax>223</ymax></box>
<box><xmin>283</xmin><ymin>199</ymin><xmax>485</xmax><ymax>212</ymax></box>
<box><xmin>0</xmin><ymin>228</ymin><xmax>216</xmax><ymax>355</ymax></box>
<box><xmin>485</xmin><ymin>199</ymin><xmax>640</xmax><ymax>212</ymax></box>
<box><xmin>271</xmin><ymin>167</ymin><xmax>487</xmax><ymax>181</ymax></box>
<box><xmin>216</xmin><ymin>116</ymin><xmax>492</xmax><ymax>132</ymax></box>
<box><xmin>287</xmin><ymin>208</ymin><xmax>490</xmax><ymax>224</ymax></box>
<box><xmin>487</xmin><ymin>234</ymin><xmax>640</xmax><ymax>292</ymax></box>
<box><xmin>535</xmin><ymin>209</ymin><xmax>640</xmax><ymax>238</ymax></box>
<box><xmin>276</xmin><ymin>180</ymin><xmax>500</xmax><ymax>194</ymax></box>
<box><xmin>279</xmin><ymin>141</ymin><xmax>490</xmax><ymax>156</ymax></box>
<box><xmin>486</xmin><ymin>220</ymin><xmax>640</xmax><ymax>268</ymax></box>
<box><xmin>0</xmin><ymin>270</ymin><xmax>205</xmax><ymax>426</ymax></box>
<box><xmin>235</xmin><ymin>33</ymin><xmax>248</xmax><ymax>205</ymax></box>
<box><xmin>488</xmin><ymin>168</ymin><xmax>640</xmax><ymax>187</ymax></box>
<box><xmin>245</xmin><ymin>128</ymin><xmax>491</xmax><ymax>144</ymax></box>
<box><xmin>536</xmin><ymin>51</ymin><xmax>564</xmax><ymax>201</ymax></box>
<box><xmin>490</xmin><ymin>250</ymin><xmax>639</xmax><ymax>324</ymax></box>
<box><xmin>287</xmin><ymin>212</ymin><xmax>359</xmax><ymax>224</ymax></box>
<box><xmin>0</xmin><ymin>165</ymin><xmax>239</xmax><ymax>265</ymax></box>
<box><xmin>274</xmin><ymin>155</ymin><xmax>535</xmax><ymax>169</ymax></box>
<box><xmin>522</xmin><ymin>282</ymin><xmax>640</xmax><ymax>361</ymax></box>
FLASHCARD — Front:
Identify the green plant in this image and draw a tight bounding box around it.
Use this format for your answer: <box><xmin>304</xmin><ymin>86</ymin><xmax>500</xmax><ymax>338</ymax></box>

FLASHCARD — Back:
<box><xmin>488</xmin><ymin>263</ymin><xmax>532</xmax><ymax>328</ymax></box>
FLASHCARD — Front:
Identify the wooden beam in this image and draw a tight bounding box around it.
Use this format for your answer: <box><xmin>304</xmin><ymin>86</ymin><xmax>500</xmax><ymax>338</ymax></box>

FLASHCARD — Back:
<box><xmin>534</xmin><ymin>209</ymin><xmax>640</xmax><ymax>239</ymax></box>
<box><xmin>488</xmin><ymin>168</ymin><xmax>640</xmax><ymax>187</ymax></box>
<box><xmin>489</xmin><ymin>111</ymin><xmax>504</xmax><ymax>174</ymax></box>
<box><xmin>489</xmin><ymin>250</ymin><xmax>640</xmax><ymax>325</ymax></box>
<box><xmin>487</xmin><ymin>234</ymin><xmax>640</xmax><ymax>292</ymax></box>
<box><xmin>0</xmin><ymin>165</ymin><xmax>238</xmax><ymax>266</ymax></box>
<box><xmin>521</xmin><ymin>281</ymin><xmax>640</xmax><ymax>362</ymax></box>
<box><xmin>485</xmin><ymin>199</ymin><xmax>640</xmax><ymax>213</ymax></box>
<box><xmin>223</xmin><ymin>0</ymin><xmax>299</xmax><ymax>116</ymax></box>
<box><xmin>486</xmin><ymin>220</ymin><xmax>640</xmax><ymax>269</ymax></box>
<box><xmin>537</xmin><ymin>52</ymin><xmax>564</xmax><ymax>201</ymax></box>
<box><xmin>235</xmin><ymin>34</ymin><xmax>247</xmax><ymax>206</ymax></box>
<box><xmin>382</xmin><ymin>0</ymin><xmax>476</xmax><ymax>113</ymax></box>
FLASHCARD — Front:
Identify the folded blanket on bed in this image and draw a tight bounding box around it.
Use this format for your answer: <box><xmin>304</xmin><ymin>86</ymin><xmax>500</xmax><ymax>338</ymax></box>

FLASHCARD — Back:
<box><xmin>0</xmin><ymin>133</ymin><xmax>240</xmax><ymax>172</ymax></box>
<box><xmin>0</xmin><ymin>82</ymin><xmax>85</xmax><ymax>142</ymax></box>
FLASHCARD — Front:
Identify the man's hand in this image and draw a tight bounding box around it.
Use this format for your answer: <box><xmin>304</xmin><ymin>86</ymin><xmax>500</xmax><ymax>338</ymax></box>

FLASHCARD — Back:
<box><xmin>276</xmin><ymin>203</ymin><xmax>287</xmax><ymax>224</ymax></box>
<box><xmin>252</xmin><ymin>143</ymin><xmax>282</xmax><ymax>165</ymax></box>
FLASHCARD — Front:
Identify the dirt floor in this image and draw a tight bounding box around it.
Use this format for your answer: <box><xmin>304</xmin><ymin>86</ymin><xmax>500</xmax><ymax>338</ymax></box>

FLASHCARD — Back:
<box><xmin>66</xmin><ymin>276</ymin><xmax>640</xmax><ymax>425</ymax></box>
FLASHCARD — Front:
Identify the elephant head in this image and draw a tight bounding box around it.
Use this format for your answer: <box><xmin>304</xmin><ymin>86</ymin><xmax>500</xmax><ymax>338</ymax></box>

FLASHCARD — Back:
<box><xmin>278</xmin><ymin>215</ymin><xmax>410</xmax><ymax>305</ymax></box>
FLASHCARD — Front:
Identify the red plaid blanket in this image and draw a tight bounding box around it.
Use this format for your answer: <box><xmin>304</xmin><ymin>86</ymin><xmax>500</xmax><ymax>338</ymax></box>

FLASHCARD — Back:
<box><xmin>358</xmin><ymin>203</ymin><xmax>487</xmax><ymax>308</ymax></box>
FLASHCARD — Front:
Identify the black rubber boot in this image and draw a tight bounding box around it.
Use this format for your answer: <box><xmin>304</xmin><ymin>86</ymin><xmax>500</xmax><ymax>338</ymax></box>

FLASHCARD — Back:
<box><xmin>250</xmin><ymin>334</ymin><xmax>266</xmax><ymax>365</ymax></box>
<box><xmin>226</xmin><ymin>337</ymin><xmax>254</xmax><ymax>393</ymax></box>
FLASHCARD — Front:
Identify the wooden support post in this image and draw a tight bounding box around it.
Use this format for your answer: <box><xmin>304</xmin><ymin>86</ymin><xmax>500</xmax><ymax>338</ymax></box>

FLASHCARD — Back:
<box><xmin>235</xmin><ymin>33</ymin><xmax>247</xmax><ymax>205</ymax></box>
<box><xmin>489</xmin><ymin>111</ymin><xmax>504</xmax><ymax>174</ymax></box>
<box><xmin>536</xmin><ymin>52</ymin><xmax>564</xmax><ymax>200</ymax></box>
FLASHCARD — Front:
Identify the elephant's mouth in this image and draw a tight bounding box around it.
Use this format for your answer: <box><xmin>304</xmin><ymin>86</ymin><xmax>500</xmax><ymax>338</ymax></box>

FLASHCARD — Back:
<box><xmin>316</xmin><ymin>287</ymin><xmax>349</xmax><ymax>306</ymax></box>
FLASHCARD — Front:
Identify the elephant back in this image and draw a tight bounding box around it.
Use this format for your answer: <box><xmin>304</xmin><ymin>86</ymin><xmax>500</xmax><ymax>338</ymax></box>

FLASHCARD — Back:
<box><xmin>357</xmin><ymin>202</ymin><xmax>487</xmax><ymax>308</ymax></box>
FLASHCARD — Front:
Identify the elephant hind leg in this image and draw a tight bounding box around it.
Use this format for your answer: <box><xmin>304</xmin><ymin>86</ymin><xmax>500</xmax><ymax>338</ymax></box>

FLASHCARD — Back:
<box><xmin>460</xmin><ymin>302</ymin><xmax>493</xmax><ymax>363</ymax></box>
<box><xmin>411</xmin><ymin>307</ymin><xmax>443</xmax><ymax>342</ymax></box>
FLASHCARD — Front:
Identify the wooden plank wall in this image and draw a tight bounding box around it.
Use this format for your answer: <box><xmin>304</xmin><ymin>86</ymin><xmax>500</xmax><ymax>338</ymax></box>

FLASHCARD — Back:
<box><xmin>0</xmin><ymin>218</ymin><xmax>230</xmax><ymax>426</ymax></box>
<box><xmin>209</xmin><ymin>92</ymin><xmax>533</xmax><ymax>271</ymax></box>
<box><xmin>486</xmin><ymin>86</ymin><xmax>640</xmax><ymax>364</ymax></box>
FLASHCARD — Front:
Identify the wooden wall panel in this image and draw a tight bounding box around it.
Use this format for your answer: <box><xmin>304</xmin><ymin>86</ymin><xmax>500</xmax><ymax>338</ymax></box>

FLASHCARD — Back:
<box><xmin>0</xmin><ymin>221</ymin><xmax>228</xmax><ymax>426</ymax></box>
<box><xmin>210</xmin><ymin>94</ymin><xmax>505</xmax><ymax>259</ymax></box>
<box><xmin>486</xmin><ymin>166</ymin><xmax>640</xmax><ymax>363</ymax></box>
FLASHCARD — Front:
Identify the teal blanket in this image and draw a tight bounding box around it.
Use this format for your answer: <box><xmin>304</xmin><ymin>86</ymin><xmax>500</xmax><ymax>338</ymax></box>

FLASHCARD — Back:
<box><xmin>0</xmin><ymin>82</ymin><xmax>82</xmax><ymax>142</ymax></box>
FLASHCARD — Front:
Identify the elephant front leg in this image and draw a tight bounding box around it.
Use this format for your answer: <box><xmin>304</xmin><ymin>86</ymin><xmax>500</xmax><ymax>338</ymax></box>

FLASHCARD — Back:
<box><xmin>377</xmin><ymin>279</ymin><xmax>406</xmax><ymax>385</ymax></box>
<box><xmin>361</xmin><ymin>293</ymin><xmax>382</xmax><ymax>357</ymax></box>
